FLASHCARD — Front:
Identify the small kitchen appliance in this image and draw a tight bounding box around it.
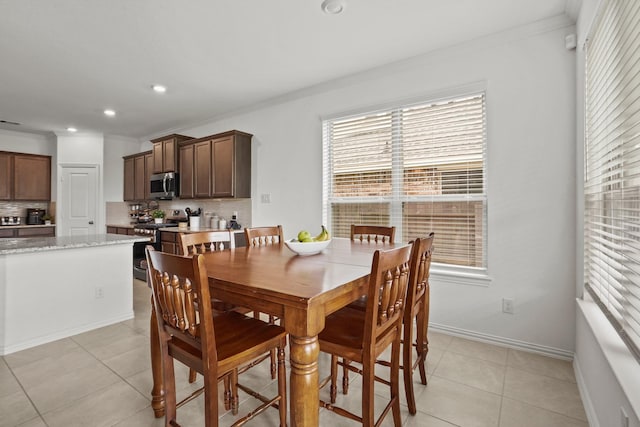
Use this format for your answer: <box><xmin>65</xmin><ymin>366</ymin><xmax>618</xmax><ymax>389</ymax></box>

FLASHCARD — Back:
<box><xmin>26</xmin><ymin>208</ymin><xmax>46</xmax><ymax>225</ymax></box>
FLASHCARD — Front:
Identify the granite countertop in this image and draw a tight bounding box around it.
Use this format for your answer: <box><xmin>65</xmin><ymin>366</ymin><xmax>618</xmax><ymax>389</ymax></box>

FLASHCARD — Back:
<box><xmin>0</xmin><ymin>234</ymin><xmax>150</xmax><ymax>255</ymax></box>
<box><xmin>0</xmin><ymin>224</ymin><xmax>56</xmax><ymax>229</ymax></box>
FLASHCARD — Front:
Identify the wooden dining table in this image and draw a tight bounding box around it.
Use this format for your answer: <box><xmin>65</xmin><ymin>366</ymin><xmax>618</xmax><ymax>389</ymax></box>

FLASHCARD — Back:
<box><xmin>149</xmin><ymin>237</ymin><xmax>396</xmax><ymax>426</ymax></box>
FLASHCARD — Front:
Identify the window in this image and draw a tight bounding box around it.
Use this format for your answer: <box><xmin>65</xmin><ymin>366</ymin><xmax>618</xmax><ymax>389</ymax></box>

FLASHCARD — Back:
<box><xmin>584</xmin><ymin>0</ymin><xmax>640</xmax><ymax>358</ymax></box>
<box><xmin>322</xmin><ymin>93</ymin><xmax>487</xmax><ymax>272</ymax></box>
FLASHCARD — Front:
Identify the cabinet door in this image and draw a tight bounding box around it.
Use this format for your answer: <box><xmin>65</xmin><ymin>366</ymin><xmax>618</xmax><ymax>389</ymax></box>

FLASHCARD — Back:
<box><xmin>179</xmin><ymin>144</ymin><xmax>194</xmax><ymax>199</ymax></box>
<box><xmin>144</xmin><ymin>152</ymin><xmax>153</xmax><ymax>200</ymax></box>
<box><xmin>123</xmin><ymin>157</ymin><xmax>135</xmax><ymax>201</ymax></box>
<box><xmin>194</xmin><ymin>140</ymin><xmax>212</xmax><ymax>198</ymax></box>
<box><xmin>163</xmin><ymin>139</ymin><xmax>177</xmax><ymax>172</ymax></box>
<box><xmin>0</xmin><ymin>153</ymin><xmax>11</xmax><ymax>200</ymax></box>
<box><xmin>152</xmin><ymin>142</ymin><xmax>164</xmax><ymax>174</ymax></box>
<box><xmin>212</xmin><ymin>136</ymin><xmax>233</xmax><ymax>197</ymax></box>
<box><xmin>13</xmin><ymin>154</ymin><xmax>51</xmax><ymax>200</ymax></box>
<box><xmin>18</xmin><ymin>227</ymin><xmax>55</xmax><ymax>237</ymax></box>
<box><xmin>134</xmin><ymin>155</ymin><xmax>146</xmax><ymax>200</ymax></box>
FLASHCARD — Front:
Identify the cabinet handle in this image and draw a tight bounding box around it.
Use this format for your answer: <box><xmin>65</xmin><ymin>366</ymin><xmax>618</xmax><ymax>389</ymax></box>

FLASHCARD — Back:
<box><xmin>88</xmin><ymin>220</ymin><xmax>94</xmax><ymax>225</ymax></box>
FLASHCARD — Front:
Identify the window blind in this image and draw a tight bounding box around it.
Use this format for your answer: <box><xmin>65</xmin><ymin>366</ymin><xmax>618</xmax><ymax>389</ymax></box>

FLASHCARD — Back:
<box><xmin>584</xmin><ymin>0</ymin><xmax>640</xmax><ymax>358</ymax></box>
<box><xmin>323</xmin><ymin>93</ymin><xmax>487</xmax><ymax>270</ymax></box>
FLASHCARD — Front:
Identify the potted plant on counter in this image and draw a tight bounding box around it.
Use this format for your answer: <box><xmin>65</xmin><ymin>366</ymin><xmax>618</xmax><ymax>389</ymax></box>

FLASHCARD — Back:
<box><xmin>151</xmin><ymin>209</ymin><xmax>165</xmax><ymax>224</ymax></box>
<box><xmin>42</xmin><ymin>214</ymin><xmax>53</xmax><ymax>225</ymax></box>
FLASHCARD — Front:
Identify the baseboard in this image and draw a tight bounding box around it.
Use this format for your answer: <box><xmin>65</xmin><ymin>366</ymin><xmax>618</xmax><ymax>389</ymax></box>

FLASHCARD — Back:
<box><xmin>429</xmin><ymin>323</ymin><xmax>575</xmax><ymax>360</ymax></box>
<box><xmin>0</xmin><ymin>311</ymin><xmax>134</xmax><ymax>355</ymax></box>
<box><xmin>573</xmin><ymin>353</ymin><xmax>600</xmax><ymax>427</ymax></box>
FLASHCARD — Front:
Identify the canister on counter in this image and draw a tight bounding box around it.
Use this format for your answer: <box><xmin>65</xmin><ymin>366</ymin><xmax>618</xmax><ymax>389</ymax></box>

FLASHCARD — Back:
<box><xmin>218</xmin><ymin>218</ymin><xmax>227</xmax><ymax>230</ymax></box>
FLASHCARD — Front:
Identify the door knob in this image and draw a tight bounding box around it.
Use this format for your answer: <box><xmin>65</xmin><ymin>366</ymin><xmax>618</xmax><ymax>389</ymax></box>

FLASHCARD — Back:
<box><xmin>88</xmin><ymin>220</ymin><xmax>94</xmax><ymax>224</ymax></box>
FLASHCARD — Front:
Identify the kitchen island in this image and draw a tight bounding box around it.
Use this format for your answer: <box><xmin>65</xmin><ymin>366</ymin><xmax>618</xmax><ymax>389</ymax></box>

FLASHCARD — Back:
<box><xmin>0</xmin><ymin>234</ymin><xmax>148</xmax><ymax>355</ymax></box>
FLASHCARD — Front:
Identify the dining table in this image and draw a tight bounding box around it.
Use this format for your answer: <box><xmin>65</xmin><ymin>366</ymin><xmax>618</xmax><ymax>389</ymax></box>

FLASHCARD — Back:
<box><xmin>149</xmin><ymin>237</ymin><xmax>396</xmax><ymax>426</ymax></box>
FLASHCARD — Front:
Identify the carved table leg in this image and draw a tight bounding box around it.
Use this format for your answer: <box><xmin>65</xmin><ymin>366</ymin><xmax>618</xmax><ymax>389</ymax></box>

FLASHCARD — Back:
<box><xmin>289</xmin><ymin>335</ymin><xmax>320</xmax><ymax>427</ymax></box>
<box><xmin>150</xmin><ymin>298</ymin><xmax>165</xmax><ymax>418</ymax></box>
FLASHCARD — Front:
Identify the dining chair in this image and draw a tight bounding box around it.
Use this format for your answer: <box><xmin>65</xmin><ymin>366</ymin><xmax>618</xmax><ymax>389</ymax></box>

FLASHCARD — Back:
<box><xmin>318</xmin><ymin>243</ymin><xmax>413</xmax><ymax>426</ymax></box>
<box><xmin>378</xmin><ymin>233</ymin><xmax>434</xmax><ymax>414</ymax></box>
<box><xmin>178</xmin><ymin>230</ymin><xmax>248</xmax><ymax>384</ymax></box>
<box><xmin>244</xmin><ymin>225</ymin><xmax>284</xmax><ymax>247</ymax></box>
<box><xmin>350</xmin><ymin>224</ymin><xmax>396</xmax><ymax>244</ymax></box>
<box><xmin>244</xmin><ymin>225</ymin><xmax>285</xmax><ymax>379</ymax></box>
<box><xmin>179</xmin><ymin>230</ymin><xmax>236</xmax><ymax>255</ymax></box>
<box><xmin>146</xmin><ymin>246</ymin><xmax>288</xmax><ymax>427</ymax></box>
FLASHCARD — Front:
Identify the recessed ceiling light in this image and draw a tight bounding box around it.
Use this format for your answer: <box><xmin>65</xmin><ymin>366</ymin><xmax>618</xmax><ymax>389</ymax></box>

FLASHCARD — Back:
<box><xmin>104</xmin><ymin>109</ymin><xmax>116</xmax><ymax>117</ymax></box>
<box><xmin>152</xmin><ymin>84</ymin><xmax>167</xmax><ymax>93</ymax></box>
<box><xmin>67</xmin><ymin>127</ymin><xmax>77</xmax><ymax>132</ymax></box>
<box><xmin>321</xmin><ymin>0</ymin><xmax>345</xmax><ymax>14</ymax></box>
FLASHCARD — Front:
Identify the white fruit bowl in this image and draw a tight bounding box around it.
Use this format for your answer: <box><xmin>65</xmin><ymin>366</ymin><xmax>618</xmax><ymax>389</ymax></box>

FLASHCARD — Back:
<box><xmin>284</xmin><ymin>239</ymin><xmax>331</xmax><ymax>256</ymax></box>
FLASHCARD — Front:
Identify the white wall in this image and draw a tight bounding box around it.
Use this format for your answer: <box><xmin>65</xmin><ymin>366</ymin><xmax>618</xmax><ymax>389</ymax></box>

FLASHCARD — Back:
<box><xmin>168</xmin><ymin>16</ymin><xmax>578</xmax><ymax>354</ymax></box>
<box><xmin>573</xmin><ymin>0</ymin><xmax>640</xmax><ymax>426</ymax></box>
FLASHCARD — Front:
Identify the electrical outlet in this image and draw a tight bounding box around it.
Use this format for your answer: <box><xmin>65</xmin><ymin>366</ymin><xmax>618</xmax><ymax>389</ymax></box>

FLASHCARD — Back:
<box><xmin>95</xmin><ymin>287</ymin><xmax>104</xmax><ymax>299</ymax></box>
<box><xmin>502</xmin><ymin>298</ymin><xmax>514</xmax><ymax>314</ymax></box>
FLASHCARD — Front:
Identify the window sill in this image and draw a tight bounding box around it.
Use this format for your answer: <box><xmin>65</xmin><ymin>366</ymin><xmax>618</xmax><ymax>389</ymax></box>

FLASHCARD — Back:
<box><xmin>430</xmin><ymin>266</ymin><xmax>492</xmax><ymax>287</ymax></box>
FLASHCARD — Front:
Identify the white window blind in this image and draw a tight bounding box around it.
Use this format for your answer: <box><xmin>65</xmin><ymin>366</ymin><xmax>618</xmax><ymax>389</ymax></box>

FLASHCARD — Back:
<box><xmin>584</xmin><ymin>0</ymin><xmax>640</xmax><ymax>358</ymax></box>
<box><xmin>322</xmin><ymin>93</ymin><xmax>487</xmax><ymax>270</ymax></box>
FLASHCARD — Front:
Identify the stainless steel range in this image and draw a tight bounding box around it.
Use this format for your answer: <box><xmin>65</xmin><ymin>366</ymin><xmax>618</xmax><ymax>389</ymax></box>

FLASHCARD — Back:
<box><xmin>132</xmin><ymin>222</ymin><xmax>178</xmax><ymax>280</ymax></box>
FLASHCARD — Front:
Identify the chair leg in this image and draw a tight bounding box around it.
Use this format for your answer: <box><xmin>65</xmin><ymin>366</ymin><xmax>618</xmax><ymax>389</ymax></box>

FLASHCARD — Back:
<box><xmin>188</xmin><ymin>368</ymin><xmax>197</xmax><ymax>383</ymax></box>
<box><xmin>330</xmin><ymin>355</ymin><xmax>338</xmax><ymax>403</ymax></box>
<box><xmin>223</xmin><ymin>375</ymin><xmax>231</xmax><ymax>411</ymax></box>
<box><xmin>277</xmin><ymin>342</ymin><xmax>287</xmax><ymax>427</ymax></box>
<box><xmin>161</xmin><ymin>347</ymin><xmax>177</xmax><ymax>427</ymax></box>
<box><xmin>361</xmin><ymin>358</ymin><xmax>375</xmax><ymax>427</ymax></box>
<box><xmin>403</xmin><ymin>312</ymin><xmax>417</xmax><ymax>415</ymax></box>
<box><xmin>269</xmin><ymin>315</ymin><xmax>277</xmax><ymax>379</ymax></box>
<box><xmin>415</xmin><ymin>305</ymin><xmax>428</xmax><ymax>386</ymax></box>
<box><xmin>203</xmin><ymin>365</ymin><xmax>219</xmax><ymax>427</ymax></box>
<box><xmin>342</xmin><ymin>358</ymin><xmax>350</xmax><ymax>394</ymax></box>
<box><xmin>231</xmin><ymin>368</ymin><xmax>239</xmax><ymax>415</ymax></box>
<box><xmin>391</xmin><ymin>339</ymin><xmax>402</xmax><ymax>427</ymax></box>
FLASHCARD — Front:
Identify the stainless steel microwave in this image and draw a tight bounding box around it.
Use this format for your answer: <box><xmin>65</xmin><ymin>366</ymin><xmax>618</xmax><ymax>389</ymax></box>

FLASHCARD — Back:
<box><xmin>150</xmin><ymin>172</ymin><xmax>179</xmax><ymax>199</ymax></box>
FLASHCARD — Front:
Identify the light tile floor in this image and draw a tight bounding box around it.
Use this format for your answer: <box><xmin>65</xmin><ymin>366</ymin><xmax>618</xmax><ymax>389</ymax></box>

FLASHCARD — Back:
<box><xmin>0</xmin><ymin>279</ymin><xmax>589</xmax><ymax>427</ymax></box>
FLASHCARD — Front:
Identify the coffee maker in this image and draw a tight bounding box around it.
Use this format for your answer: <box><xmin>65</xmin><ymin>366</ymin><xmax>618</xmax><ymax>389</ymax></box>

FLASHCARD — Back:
<box><xmin>26</xmin><ymin>208</ymin><xmax>46</xmax><ymax>225</ymax></box>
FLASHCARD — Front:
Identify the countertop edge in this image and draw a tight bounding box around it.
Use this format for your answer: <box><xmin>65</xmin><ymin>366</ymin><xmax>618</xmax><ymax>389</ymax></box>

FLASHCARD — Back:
<box><xmin>0</xmin><ymin>234</ymin><xmax>150</xmax><ymax>255</ymax></box>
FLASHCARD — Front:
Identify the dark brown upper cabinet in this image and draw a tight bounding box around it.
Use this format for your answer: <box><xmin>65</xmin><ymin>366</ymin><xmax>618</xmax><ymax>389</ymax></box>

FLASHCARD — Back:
<box><xmin>0</xmin><ymin>151</ymin><xmax>51</xmax><ymax>201</ymax></box>
<box><xmin>178</xmin><ymin>130</ymin><xmax>252</xmax><ymax>199</ymax></box>
<box><xmin>150</xmin><ymin>134</ymin><xmax>193</xmax><ymax>174</ymax></box>
<box><xmin>123</xmin><ymin>150</ymin><xmax>152</xmax><ymax>201</ymax></box>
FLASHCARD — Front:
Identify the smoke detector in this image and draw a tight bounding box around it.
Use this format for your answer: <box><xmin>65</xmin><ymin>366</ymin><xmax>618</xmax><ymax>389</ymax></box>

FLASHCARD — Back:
<box><xmin>321</xmin><ymin>0</ymin><xmax>345</xmax><ymax>14</ymax></box>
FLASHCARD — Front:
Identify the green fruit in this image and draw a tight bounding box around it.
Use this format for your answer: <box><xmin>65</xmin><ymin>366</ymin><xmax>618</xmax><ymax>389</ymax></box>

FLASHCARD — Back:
<box><xmin>297</xmin><ymin>230</ymin><xmax>311</xmax><ymax>242</ymax></box>
<box><xmin>301</xmin><ymin>237</ymin><xmax>314</xmax><ymax>243</ymax></box>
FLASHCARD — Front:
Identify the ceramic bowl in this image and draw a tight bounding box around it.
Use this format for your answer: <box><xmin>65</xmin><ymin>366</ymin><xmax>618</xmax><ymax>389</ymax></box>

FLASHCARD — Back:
<box><xmin>284</xmin><ymin>239</ymin><xmax>331</xmax><ymax>256</ymax></box>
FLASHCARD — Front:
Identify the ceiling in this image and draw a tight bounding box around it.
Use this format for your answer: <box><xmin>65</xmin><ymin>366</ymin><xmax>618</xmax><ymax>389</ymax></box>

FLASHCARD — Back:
<box><xmin>0</xmin><ymin>0</ymin><xmax>576</xmax><ymax>140</ymax></box>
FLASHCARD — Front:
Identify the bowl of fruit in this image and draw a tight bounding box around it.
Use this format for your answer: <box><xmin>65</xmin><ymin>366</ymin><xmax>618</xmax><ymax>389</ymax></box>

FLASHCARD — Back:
<box><xmin>285</xmin><ymin>226</ymin><xmax>331</xmax><ymax>256</ymax></box>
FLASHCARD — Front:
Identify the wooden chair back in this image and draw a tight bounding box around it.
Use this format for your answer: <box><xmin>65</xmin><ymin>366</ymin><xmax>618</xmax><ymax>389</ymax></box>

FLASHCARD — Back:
<box><xmin>351</xmin><ymin>224</ymin><xmax>396</xmax><ymax>244</ymax></box>
<box><xmin>363</xmin><ymin>244</ymin><xmax>413</xmax><ymax>349</ymax></box>
<box><xmin>179</xmin><ymin>230</ymin><xmax>235</xmax><ymax>256</ymax></box>
<box><xmin>244</xmin><ymin>225</ymin><xmax>284</xmax><ymax>247</ymax></box>
<box><xmin>406</xmin><ymin>233</ymin><xmax>434</xmax><ymax>327</ymax></box>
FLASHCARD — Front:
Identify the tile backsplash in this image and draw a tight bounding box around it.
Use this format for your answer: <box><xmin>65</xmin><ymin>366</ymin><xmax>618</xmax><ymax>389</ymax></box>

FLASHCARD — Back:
<box><xmin>106</xmin><ymin>199</ymin><xmax>252</xmax><ymax>228</ymax></box>
<box><xmin>0</xmin><ymin>201</ymin><xmax>52</xmax><ymax>220</ymax></box>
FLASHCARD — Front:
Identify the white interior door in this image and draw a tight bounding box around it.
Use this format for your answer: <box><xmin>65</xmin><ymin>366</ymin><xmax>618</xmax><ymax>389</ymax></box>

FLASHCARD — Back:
<box><xmin>61</xmin><ymin>166</ymin><xmax>98</xmax><ymax>236</ymax></box>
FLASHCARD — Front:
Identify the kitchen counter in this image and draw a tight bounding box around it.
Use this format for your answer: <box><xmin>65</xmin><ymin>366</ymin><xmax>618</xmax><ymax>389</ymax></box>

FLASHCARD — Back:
<box><xmin>0</xmin><ymin>233</ymin><xmax>148</xmax><ymax>255</ymax></box>
<box><xmin>0</xmin><ymin>233</ymin><xmax>148</xmax><ymax>354</ymax></box>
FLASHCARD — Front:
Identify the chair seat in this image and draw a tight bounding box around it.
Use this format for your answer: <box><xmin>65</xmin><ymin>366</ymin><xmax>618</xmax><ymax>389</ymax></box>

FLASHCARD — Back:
<box><xmin>319</xmin><ymin>307</ymin><xmax>366</xmax><ymax>355</ymax></box>
<box><xmin>169</xmin><ymin>311</ymin><xmax>286</xmax><ymax>375</ymax></box>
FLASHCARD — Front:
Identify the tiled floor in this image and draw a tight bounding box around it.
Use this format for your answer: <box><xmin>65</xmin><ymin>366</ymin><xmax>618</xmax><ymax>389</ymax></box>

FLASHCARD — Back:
<box><xmin>0</xmin><ymin>279</ymin><xmax>589</xmax><ymax>427</ymax></box>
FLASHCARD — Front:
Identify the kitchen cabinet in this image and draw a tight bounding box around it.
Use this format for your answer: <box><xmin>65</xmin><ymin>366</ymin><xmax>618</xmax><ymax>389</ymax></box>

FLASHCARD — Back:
<box><xmin>0</xmin><ymin>226</ymin><xmax>55</xmax><ymax>238</ymax></box>
<box><xmin>160</xmin><ymin>230</ymin><xmax>179</xmax><ymax>254</ymax></box>
<box><xmin>179</xmin><ymin>144</ymin><xmax>194</xmax><ymax>199</ymax></box>
<box><xmin>150</xmin><ymin>134</ymin><xmax>192</xmax><ymax>174</ymax></box>
<box><xmin>178</xmin><ymin>130</ymin><xmax>252</xmax><ymax>199</ymax></box>
<box><xmin>123</xmin><ymin>150</ymin><xmax>152</xmax><ymax>201</ymax></box>
<box><xmin>0</xmin><ymin>151</ymin><xmax>51</xmax><ymax>201</ymax></box>
<box><xmin>106</xmin><ymin>226</ymin><xmax>134</xmax><ymax>235</ymax></box>
<box><xmin>0</xmin><ymin>153</ymin><xmax>10</xmax><ymax>200</ymax></box>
